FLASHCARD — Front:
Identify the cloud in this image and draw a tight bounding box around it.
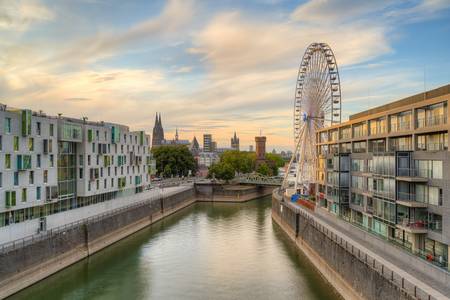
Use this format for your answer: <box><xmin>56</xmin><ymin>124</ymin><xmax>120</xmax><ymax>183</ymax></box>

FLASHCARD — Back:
<box><xmin>189</xmin><ymin>11</ymin><xmax>391</xmax><ymax>77</ymax></box>
<box><xmin>39</xmin><ymin>0</ymin><xmax>195</xmax><ymax>68</ymax></box>
<box><xmin>0</xmin><ymin>0</ymin><xmax>53</xmax><ymax>31</ymax></box>
<box><xmin>290</xmin><ymin>0</ymin><xmax>391</xmax><ymax>24</ymax></box>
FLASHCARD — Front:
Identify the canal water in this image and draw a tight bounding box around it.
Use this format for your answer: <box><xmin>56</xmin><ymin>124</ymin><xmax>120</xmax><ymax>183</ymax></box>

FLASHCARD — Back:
<box><xmin>10</xmin><ymin>196</ymin><xmax>340</xmax><ymax>300</ymax></box>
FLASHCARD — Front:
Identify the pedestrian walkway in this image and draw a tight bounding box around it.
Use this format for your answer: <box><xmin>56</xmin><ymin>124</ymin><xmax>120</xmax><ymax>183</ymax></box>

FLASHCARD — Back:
<box><xmin>292</xmin><ymin>202</ymin><xmax>450</xmax><ymax>298</ymax></box>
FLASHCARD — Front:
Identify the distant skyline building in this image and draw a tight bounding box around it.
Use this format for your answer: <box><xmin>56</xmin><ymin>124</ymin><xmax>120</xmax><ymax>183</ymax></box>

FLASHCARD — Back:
<box><xmin>231</xmin><ymin>132</ymin><xmax>240</xmax><ymax>151</ymax></box>
<box><xmin>255</xmin><ymin>136</ymin><xmax>267</xmax><ymax>167</ymax></box>
<box><xmin>249</xmin><ymin>145</ymin><xmax>254</xmax><ymax>152</ymax></box>
<box><xmin>152</xmin><ymin>114</ymin><xmax>189</xmax><ymax>147</ymax></box>
<box><xmin>203</xmin><ymin>134</ymin><xmax>212</xmax><ymax>152</ymax></box>
<box><xmin>152</xmin><ymin>112</ymin><xmax>164</xmax><ymax>147</ymax></box>
<box><xmin>190</xmin><ymin>136</ymin><xmax>200</xmax><ymax>155</ymax></box>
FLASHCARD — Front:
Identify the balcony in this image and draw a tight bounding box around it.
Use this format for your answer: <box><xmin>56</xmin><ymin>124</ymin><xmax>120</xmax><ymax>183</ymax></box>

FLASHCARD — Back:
<box><xmin>396</xmin><ymin>192</ymin><xmax>428</xmax><ymax>207</ymax></box>
<box><xmin>396</xmin><ymin>168</ymin><xmax>428</xmax><ymax>182</ymax></box>
<box><xmin>417</xmin><ymin>142</ymin><xmax>447</xmax><ymax>151</ymax></box>
<box><xmin>390</xmin><ymin>121</ymin><xmax>411</xmax><ymax>133</ymax></box>
<box><xmin>428</xmin><ymin>220</ymin><xmax>443</xmax><ymax>233</ymax></box>
<box><xmin>396</xmin><ymin>218</ymin><xmax>428</xmax><ymax>234</ymax></box>
<box><xmin>416</xmin><ymin>114</ymin><xmax>447</xmax><ymax>128</ymax></box>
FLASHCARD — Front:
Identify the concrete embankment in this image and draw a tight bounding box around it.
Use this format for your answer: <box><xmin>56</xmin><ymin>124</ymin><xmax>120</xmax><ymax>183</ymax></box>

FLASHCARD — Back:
<box><xmin>272</xmin><ymin>191</ymin><xmax>448</xmax><ymax>300</ymax></box>
<box><xmin>195</xmin><ymin>182</ymin><xmax>275</xmax><ymax>202</ymax></box>
<box><xmin>0</xmin><ymin>187</ymin><xmax>195</xmax><ymax>299</ymax></box>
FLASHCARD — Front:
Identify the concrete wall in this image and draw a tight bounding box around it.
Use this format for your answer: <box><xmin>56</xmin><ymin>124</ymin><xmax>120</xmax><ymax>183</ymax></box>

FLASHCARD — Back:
<box><xmin>0</xmin><ymin>187</ymin><xmax>195</xmax><ymax>299</ymax></box>
<box><xmin>0</xmin><ymin>186</ymin><xmax>187</xmax><ymax>244</ymax></box>
<box><xmin>195</xmin><ymin>183</ymin><xmax>275</xmax><ymax>202</ymax></box>
<box><xmin>272</xmin><ymin>192</ymin><xmax>447</xmax><ymax>300</ymax></box>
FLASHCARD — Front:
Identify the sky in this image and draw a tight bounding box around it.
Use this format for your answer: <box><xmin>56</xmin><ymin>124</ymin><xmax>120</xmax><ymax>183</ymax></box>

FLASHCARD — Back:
<box><xmin>0</xmin><ymin>0</ymin><xmax>450</xmax><ymax>151</ymax></box>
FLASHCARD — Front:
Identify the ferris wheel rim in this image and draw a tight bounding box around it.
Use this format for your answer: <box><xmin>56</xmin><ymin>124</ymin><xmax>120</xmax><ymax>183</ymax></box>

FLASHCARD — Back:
<box><xmin>293</xmin><ymin>42</ymin><xmax>342</xmax><ymax>144</ymax></box>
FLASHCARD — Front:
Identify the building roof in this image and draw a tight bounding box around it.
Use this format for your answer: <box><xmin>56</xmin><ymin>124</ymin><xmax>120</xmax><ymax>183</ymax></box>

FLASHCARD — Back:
<box><xmin>350</xmin><ymin>84</ymin><xmax>450</xmax><ymax>120</ymax></box>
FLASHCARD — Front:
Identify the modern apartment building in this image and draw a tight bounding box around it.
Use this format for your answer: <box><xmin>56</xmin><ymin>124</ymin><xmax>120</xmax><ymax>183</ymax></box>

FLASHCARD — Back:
<box><xmin>203</xmin><ymin>134</ymin><xmax>212</xmax><ymax>152</ymax></box>
<box><xmin>315</xmin><ymin>84</ymin><xmax>450</xmax><ymax>269</ymax></box>
<box><xmin>0</xmin><ymin>104</ymin><xmax>156</xmax><ymax>230</ymax></box>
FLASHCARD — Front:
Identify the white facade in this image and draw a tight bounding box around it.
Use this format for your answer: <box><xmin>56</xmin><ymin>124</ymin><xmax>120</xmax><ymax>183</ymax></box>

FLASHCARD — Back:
<box><xmin>0</xmin><ymin>104</ymin><xmax>156</xmax><ymax>231</ymax></box>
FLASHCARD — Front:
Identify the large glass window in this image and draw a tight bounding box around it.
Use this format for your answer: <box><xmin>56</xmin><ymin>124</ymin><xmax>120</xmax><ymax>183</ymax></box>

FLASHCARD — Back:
<box><xmin>58</xmin><ymin>141</ymin><xmax>77</xmax><ymax>200</ymax></box>
<box><xmin>351</xmin><ymin>159</ymin><xmax>365</xmax><ymax>172</ymax></box>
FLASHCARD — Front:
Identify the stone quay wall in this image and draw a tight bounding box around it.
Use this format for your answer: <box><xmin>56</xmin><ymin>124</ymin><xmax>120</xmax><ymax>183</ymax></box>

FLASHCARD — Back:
<box><xmin>272</xmin><ymin>191</ymin><xmax>447</xmax><ymax>300</ymax></box>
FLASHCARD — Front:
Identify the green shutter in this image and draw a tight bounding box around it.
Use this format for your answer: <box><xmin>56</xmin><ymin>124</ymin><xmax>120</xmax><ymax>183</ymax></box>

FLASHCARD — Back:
<box><xmin>21</xmin><ymin>109</ymin><xmax>32</xmax><ymax>136</ymax></box>
<box><xmin>88</xmin><ymin>129</ymin><xmax>93</xmax><ymax>142</ymax></box>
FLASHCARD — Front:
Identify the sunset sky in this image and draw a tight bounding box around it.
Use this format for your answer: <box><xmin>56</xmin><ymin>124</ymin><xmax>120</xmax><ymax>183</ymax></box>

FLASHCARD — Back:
<box><xmin>1</xmin><ymin>0</ymin><xmax>450</xmax><ymax>150</ymax></box>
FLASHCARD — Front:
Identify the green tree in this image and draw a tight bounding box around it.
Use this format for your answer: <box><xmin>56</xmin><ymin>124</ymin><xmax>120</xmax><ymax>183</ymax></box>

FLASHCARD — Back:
<box><xmin>220</xmin><ymin>150</ymin><xmax>255</xmax><ymax>174</ymax></box>
<box><xmin>152</xmin><ymin>145</ymin><xmax>197</xmax><ymax>178</ymax></box>
<box><xmin>265</xmin><ymin>153</ymin><xmax>284</xmax><ymax>176</ymax></box>
<box><xmin>256</xmin><ymin>163</ymin><xmax>272</xmax><ymax>176</ymax></box>
<box><xmin>208</xmin><ymin>162</ymin><xmax>235</xmax><ymax>182</ymax></box>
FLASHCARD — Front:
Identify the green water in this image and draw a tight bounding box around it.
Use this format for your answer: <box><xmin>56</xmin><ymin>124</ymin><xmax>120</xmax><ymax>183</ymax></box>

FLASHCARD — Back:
<box><xmin>10</xmin><ymin>197</ymin><xmax>340</xmax><ymax>300</ymax></box>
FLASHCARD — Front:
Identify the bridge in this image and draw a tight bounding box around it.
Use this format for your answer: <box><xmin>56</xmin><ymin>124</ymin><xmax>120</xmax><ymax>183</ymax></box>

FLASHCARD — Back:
<box><xmin>235</xmin><ymin>173</ymin><xmax>282</xmax><ymax>186</ymax></box>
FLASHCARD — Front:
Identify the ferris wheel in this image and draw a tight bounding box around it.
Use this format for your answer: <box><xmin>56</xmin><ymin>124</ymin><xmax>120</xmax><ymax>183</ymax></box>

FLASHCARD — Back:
<box><xmin>283</xmin><ymin>42</ymin><xmax>342</xmax><ymax>194</ymax></box>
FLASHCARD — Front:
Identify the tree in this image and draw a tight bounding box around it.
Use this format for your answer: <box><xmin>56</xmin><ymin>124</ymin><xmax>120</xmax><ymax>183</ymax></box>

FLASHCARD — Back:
<box><xmin>152</xmin><ymin>145</ymin><xmax>197</xmax><ymax>178</ymax></box>
<box><xmin>256</xmin><ymin>163</ymin><xmax>272</xmax><ymax>176</ymax></box>
<box><xmin>265</xmin><ymin>153</ymin><xmax>285</xmax><ymax>176</ymax></box>
<box><xmin>208</xmin><ymin>162</ymin><xmax>235</xmax><ymax>182</ymax></box>
<box><xmin>220</xmin><ymin>150</ymin><xmax>255</xmax><ymax>174</ymax></box>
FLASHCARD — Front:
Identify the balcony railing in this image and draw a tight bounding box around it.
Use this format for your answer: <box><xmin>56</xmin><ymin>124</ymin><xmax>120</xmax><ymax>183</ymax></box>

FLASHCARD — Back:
<box><xmin>428</xmin><ymin>221</ymin><xmax>442</xmax><ymax>232</ymax></box>
<box><xmin>397</xmin><ymin>167</ymin><xmax>428</xmax><ymax>178</ymax></box>
<box><xmin>397</xmin><ymin>218</ymin><xmax>427</xmax><ymax>229</ymax></box>
<box><xmin>417</xmin><ymin>142</ymin><xmax>447</xmax><ymax>151</ymax></box>
<box><xmin>416</xmin><ymin>114</ymin><xmax>447</xmax><ymax>128</ymax></box>
<box><xmin>390</xmin><ymin>121</ymin><xmax>411</xmax><ymax>132</ymax></box>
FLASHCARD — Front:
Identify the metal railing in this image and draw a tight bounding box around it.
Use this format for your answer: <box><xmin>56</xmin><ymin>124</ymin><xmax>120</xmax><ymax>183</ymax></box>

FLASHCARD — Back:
<box><xmin>416</xmin><ymin>114</ymin><xmax>447</xmax><ymax>128</ymax></box>
<box><xmin>0</xmin><ymin>183</ymin><xmax>193</xmax><ymax>254</ymax></box>
<box><xmin>278</xmin><ymin>197</ymin><xmax>446</xmax><ymax>300</ymax></box>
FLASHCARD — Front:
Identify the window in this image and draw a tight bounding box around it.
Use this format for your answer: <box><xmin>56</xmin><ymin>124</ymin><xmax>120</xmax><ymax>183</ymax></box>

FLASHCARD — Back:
<box><xmin>0</xmin><ymin>172</ymin><xmax>2</xmax><ymax>187</ymax></box>
<box><xmin>88</xmin><ymin>155</ymin><xmax>91</xmax><ymax>165</ymax></box>
<box><xmin>49</xmin><ymin>124</ymin><xmax>54</xmax><ymax>136</ymax></box>
<box><xmin>14</xmin><ymin>172</ymin><xmax>19</xmax><ymax>186</ymax></box>
<box><xmin>13</xmin><ymin>136</ymin><xmax>19</xmax><ymax>151</ymax></box>
<box><xmin>36</xmin><ymin>186</ymin><xmax>41</xmax><ymax>200</ymax></box>
<box><xmin>79</xmin><ymin>155</ymin><xmax>83</xmax><ymax>166</ymax></box>
<box><xmin>88</xmin><ymin>182</ymin><xmax>91</xmax><ymax>191</ymax></box>
<box><xmin>428</xmin><ymin>187</ymin><xmax>442</xmax><ymax>206</ymax></box>
<box><xmin>29</xmin><ymin>171</ymin><xmax>34</xmax><ymax>184</ymax></box>
<box><xmin>5</xmin><ymin>118</ymin><xmax>11</xmax><ymax>134</ymax></box>
<box><xmin>92</xmin><ymin>143</ymin><xmax>95</xmax><ymax>152</ymax></box>
<box><xmin>21</xmin><ymin>188</ymin><xmax>27</xmax><ymax>202</ymax></box>
<box><xmin>96</xmin><ymin>130</ymin><xmax>99</xmax><ymax>140</ymax></box>
<box><xmin>96</xmin><ymin>180</ymin><xmax>99</xmax><ymax>189</ymax></box>
<box><xmin>36</xmin><ymin>122</ymin><xmax>41</xmax><ymax>135</ymax></box>
<box><xmin>43</xmin><ymin>170</ymin><xmax>48</xmax><ymax>183</ymax></box>
<box><xmin>111</xmin><ymin>178</ymin><xmax>114</xmax><ymax>187</ymax></box>
<box><xmin>37</xmin><ymin>154</ymin><xmax>41</xmax><ymax>168</ymax></box>
<box><xmin>104</xmin><ymin>179</ymin><xmax>107</xmax><ymax>188</ymax></box>
<box><xmin>50</xmin><ymin>154</ymin><xmax>54</xmax><ymax>167</ymax></box>
<box><xmin>0</xmin><ymin>135</ymin><xmax>2</xmax><ymax>151</ymax></box>
<box><xmin>5</xmin><ymin>154</ymin><xmax>11</xmax><ymax>169</ymax></box>
<box><xmin>28</xmin><ymin>138</ymin><xmax>34</xmax><ymax>151</ymax></box>
<box><xmin>79</xmin><ymin>168</ymin><xmax>83</xmax><ymax>179</ymax></box>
